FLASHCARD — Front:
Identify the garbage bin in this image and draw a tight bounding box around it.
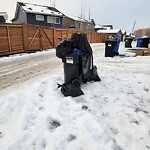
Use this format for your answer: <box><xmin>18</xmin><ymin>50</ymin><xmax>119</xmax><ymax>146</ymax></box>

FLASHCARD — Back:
<box><xmin>61</xmin><ymin>53</ymin><xmax>84</xmax><ymax>97</ymax></box>
<box><xmin>112</xmin><ymin>34</ymin><xmax>121</xmax><ymax>55</ymax></box>
<box><xmin>136</xmin><ymin>37</ymin><xmax>143</xmax><ymax>47</ymax></box>
<box><xmin>141</xmin><ymin>37</ymin><xmax>149</xmax><ymax>48</ymax></box>
<box><xmin>63</xmin><ymin>53</ymin><xmax>82</xmax><ymax>85</ymax></box>
<box><xmin>56</xmin><ymin>33</ymin><xmax>101</xmax><ymax>97</ymax></box>
<box><xmin>124</xmin><ymin>37</ymin><xmax>133</xmax><ymax>48</ymax></box>
<box><xmin>105</xmin><ymin>39</ymin><xmax>117</xmax><ymax>57</ymax></box>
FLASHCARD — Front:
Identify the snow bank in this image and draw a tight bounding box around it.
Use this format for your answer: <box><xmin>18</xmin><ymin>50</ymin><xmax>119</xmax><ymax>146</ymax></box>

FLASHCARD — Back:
<box><xmin>0</xmin><ymin>43</ymin><xmax>150</xmax><ymax>150</ymax></box>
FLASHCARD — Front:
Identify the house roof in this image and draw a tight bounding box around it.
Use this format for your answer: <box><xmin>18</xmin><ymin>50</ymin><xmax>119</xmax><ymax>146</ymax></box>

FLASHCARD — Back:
<box><xmin>66</xmin><ymin>15</ymin><xmax>92</xmax><ymax>23</ymax></box>
<box><xmin>95</xmin><ymin>24</ymin><xmax>103</xmax><ymax>28</ymax></box>
<box><xmin>95</xmin><ymin>24</ymin><xmax>113</xmax><ymax>30</ymax></box>
<box><xmin>0</xmin><ymin>12</ymin><xmax>8</xmax><ymax>20</ymax></box>
<box><xmin>97</xmin><ymin>29</ymin><xmax>122</xmax><ymax>34</ymax></box>
<box><xmin>122</xmin><ymin>30</ymin><xmax>126</xmax><ymax>34</ymax></box>
<box><xmin>12</xmin><ymin>2</ymin><xmax>63</xmax><ymax>21</ymax></box>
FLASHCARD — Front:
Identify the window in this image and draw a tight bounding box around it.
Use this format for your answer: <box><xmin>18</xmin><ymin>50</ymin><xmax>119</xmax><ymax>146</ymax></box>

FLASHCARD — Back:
<box><xmin>47</xmin><ymin>16</ymin><xmax>54</xmax><ymax>23</ymax></box>
<box><xmin>36</xmin><ymin>15</ymin><xmax>44</xmax><ymax>21</ymax></box>
<box><xmin>87</xmin><ymin>24</ymin><xmax>91</xmax><ymax>29</ymax></box>
<box><xmin>47</xmin><ymin>16</ymin><xmax>60</xmax><ymax>24</ymax></box>
<box><xmin>80</xmin><ymin>23</ymin><xmax>83</xmax><ymax>29</ymax></box>
<box><xmin>55</xmin><ymin>17</ymin><xmax>60</xmax><ymax>24</ymax></box>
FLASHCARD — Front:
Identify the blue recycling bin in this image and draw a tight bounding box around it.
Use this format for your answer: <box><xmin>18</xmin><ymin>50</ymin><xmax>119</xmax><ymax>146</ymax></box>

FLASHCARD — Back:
<box><xmin>114</xmin><ymin>40</ymin><xmax>120</xmax><ymax>55</ymax></box>
<box><xmin>112</xmin><ymin>34</ymin><xmax>121</xmax><ymax>55</ymax></box>
<box><xmin>136</xmin><ymin>37</ymin><xmax>143</xmax><ymax>47</ymax></box>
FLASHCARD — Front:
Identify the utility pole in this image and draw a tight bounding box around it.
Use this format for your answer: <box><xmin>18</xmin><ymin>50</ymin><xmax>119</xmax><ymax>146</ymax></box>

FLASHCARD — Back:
<box><xmin>80</xmin><ymin>0</ymin><xmax>83</xmax><ymax>18</ymax></box>
<box><xmin>131</xmin><ymin>21</ymin><xmax>136</xmax><ymax>35</ymax></box>
<box><xmin>50</xmin><ymin>0</ymin><xmax>56</xmax><ymax>27</ymax></box>
<box><xmin>83</xmin><ymin>1</ymin><xmax>86</xmax><ymax>19</ymax></box>
<box><xmin>88</xmin><ymin>7</ymin><xmax>91</xmax><ymax>21</ymax></box>
<box><xmin>50</xmin><ymin>0</ymin><xmax>56</xmax><ymax>7</ymax></box>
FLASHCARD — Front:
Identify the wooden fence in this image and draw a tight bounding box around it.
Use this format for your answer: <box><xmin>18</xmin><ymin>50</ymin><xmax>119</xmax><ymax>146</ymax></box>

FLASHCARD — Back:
<box><xmin>0</xmin><ymin>23</ymin><xmax>109</xmax><ymax>56</ymax></box>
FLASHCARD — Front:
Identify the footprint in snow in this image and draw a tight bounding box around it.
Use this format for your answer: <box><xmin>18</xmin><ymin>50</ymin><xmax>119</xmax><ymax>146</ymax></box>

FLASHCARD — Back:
<box><xmin>32</xmin><ymin>139</ymin><xmax>47</xmax><ymax>149</ymax></box>
<box><xmin>109</xmin><ymin>139</ymin><xmax>123</xmax><ymax>150</ymax></box>
<box><xmin>82</xmin><ymin>105</ymin><xmax>88</xmax><ymax>110</ymax></box>
<box><xmin>46</xmin><ymin>117</ymin><xmax>61</xmax><ymax>132</ymax></box>
<box><xmin>144</xmin><ymin>88</ymin><xmax>149</xmax><ymax>92</ymax></box>
<box><xmin>125</xmin><ymin>114</ymin><xmax>139</xmax><ymax>125</ymax></box>
<box><xmin>67</xmin><ymin>134</ymin><xmax>76</xmax><ymax>141</ymax></box>
<box><xmin>22</xmin><ymin>113</ymin><xmax>37</xmax><ymax>130</ymax></box>
<box><xmin>110</xmin><ymin>127</ymin><xmax>119</xmax><ymax>134</ymax></box>
<box><xmin>135</xmin><ymin>107</ymin><xmax>149</xmax><ymax>114</ymax></box>
<box><xmin>37</xmin><ymin>81</ymin><xmax>48</xmax><ymax>99</ymax></box>
<box><xmin>0</xmin><ymin>132</ymin><xmax>3</xmax><ymax>139</ymax></box>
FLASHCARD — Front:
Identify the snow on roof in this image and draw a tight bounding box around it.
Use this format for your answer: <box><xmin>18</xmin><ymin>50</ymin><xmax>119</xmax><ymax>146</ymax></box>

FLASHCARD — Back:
<box><xmin>122</xmin><ymin>30</ymin><xmax>126</xmax><ymax>34</ymax></box>
<box><xmin>0</xmin><ymin>12</ymin><xmax>8</xmax><ymax>20</ymax></box>
<box><xmin>97</xmin><ymin>29</ymin><xmax>122</xmax><ymax>34</ymax></box>
<box><xmin>20</xmin><ymin>2</ymin><xmax>63</xmax><ymax>16</ymax></box>
<box><xmin>66</xmin><ymin>16</ymin><xmax>89</xmax><ymax>22</ymax></box>
<box><xmin>95</xmin><ymin>25</ymin><xmax>112</xmax><ymax>30</ymax></box>
<box><xmin>95</xmin><ymin>24</ymin><xmax>103</xmax><ymax>28</ymax></box>
<box><xmin>103</xmin><ymin>26</ymin><xmax>111</xmax><ymax>30</ymax></box>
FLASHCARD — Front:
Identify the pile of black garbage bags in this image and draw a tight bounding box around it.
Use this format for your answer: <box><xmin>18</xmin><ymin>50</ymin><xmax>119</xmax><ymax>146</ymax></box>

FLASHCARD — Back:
<box><xmin>56</xmin><ymin>33</ymin><xmax>101</xmax><ymax>97</ymax></box>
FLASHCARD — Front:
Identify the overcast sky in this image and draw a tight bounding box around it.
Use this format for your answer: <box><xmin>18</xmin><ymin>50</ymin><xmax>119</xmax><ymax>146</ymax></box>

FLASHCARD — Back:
<box><xmin>0</xmin><ymin>0</ymin><xmax>149</xmax><ymax>33</ymax></box>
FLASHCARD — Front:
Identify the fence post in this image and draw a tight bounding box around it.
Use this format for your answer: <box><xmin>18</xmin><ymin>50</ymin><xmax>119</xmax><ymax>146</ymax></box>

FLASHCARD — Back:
<box><xmin>67</xmin><ymin>28</ymin><xmax>69</xmax><ymax>38</ymax></box>
<box><xmin>22</xmin><ymin>24</ymin><xmax>28</xmax><ymax>51</ymax></box>
<box><xmin>6</xmin><ymin>26</ymin><xmax>11</xmax><ymax>52</ymax></box>
<box><xmin>40</xmin><ymin>26</ymin><xmax>43</xmax><ymax>50</ymax></box>
<box><xmin>53</xmin><ymin>27</ymin><xmax>56</xmax><ymax>47</ymax></box>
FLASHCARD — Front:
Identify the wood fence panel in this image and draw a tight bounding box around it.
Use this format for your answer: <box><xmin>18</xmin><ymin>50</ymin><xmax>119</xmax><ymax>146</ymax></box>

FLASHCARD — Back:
<box><xmin>9</xmin><ymin>26</ymin><xmax>24</xmax><ymax>52</ymax></box>
<box><xmin>41</xmin><ymin>27</ymin><xmax>54</xmax><ymax>49</ymax></box>
<box><xmin>61</xmin><ymin>29</ymin><xmax>68</xmax><ymax>39</ymax></box>
<box><xmin>68</xmin><ymin>29</ymin><xmax>74</xmax><ymax>38</ymax></box>
<box><xmin>27</xmin><ymin>25</ymin><xmax>41</xmax><ymax>51</ymax></box>
<box><xmin>55</xmin><ymin>29</ymin><xmax>63</xmax><ymax>46</ymax></box>
<box><xmin>0</xmin><ymin>26</ymin><xmax>9</xmax><ymax>52</ymax></box>
<box><xmin>0</xmin><ymin>23</ymin><xmax>110</xmax><ymax>56</ymax></box>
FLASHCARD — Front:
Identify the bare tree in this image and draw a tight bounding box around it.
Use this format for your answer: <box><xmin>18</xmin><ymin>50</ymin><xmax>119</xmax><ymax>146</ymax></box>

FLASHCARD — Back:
<box><xmin>80</xmin><ymin>0</ymin><xmax>83</xmax><ymax>18</ymax></box>
<box><xmin>88</xmin><ymin>7</ymin><xmax>91</xmax><ymax>21</ymax></box>
<box><xmin>50</xmin><ymin>0</ymin><xmax>56</xmax><ymax>7</ymax></box>
<box><xmin>83</xmin><ymin>0</ymin><xmax>86</xmax><ymax>19</ymax></box>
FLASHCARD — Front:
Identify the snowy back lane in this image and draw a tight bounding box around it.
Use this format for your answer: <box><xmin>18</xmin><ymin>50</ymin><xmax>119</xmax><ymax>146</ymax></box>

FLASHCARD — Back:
<box><xmin>0</xmin><ymin>43</ymin><xmax>150</xmax><ymax>150</ymax></box>
<box><xmin>0</xmin><ymin>49</ymin><xmax>62</xmax><ymax>90</ymax></box>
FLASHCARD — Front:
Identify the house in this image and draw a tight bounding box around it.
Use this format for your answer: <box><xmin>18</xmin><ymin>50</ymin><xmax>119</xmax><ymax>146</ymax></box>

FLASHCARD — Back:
<box><xmin>12</xmin><ymin>2</ymin><xmax>64</xmax><ymax>28</ymax></box>
<box><xmin>134</xmin><ymin>28</ymin><xmax>150</xmax><ymax>39</ymax></box>
<box><xmin>97</xmin><ymin>29</ymin><xmax>123</xmax><ymax>41</ymax></box>
<box><xmin>97</xmin><ymin>29</ymin><xmax>122</xmax><ymax>34</ymax></box>
<box><xmin>63</xmin><ymin>16</ymin><xmax>95</xmax><ymax>31</ymax></box>
<box><xmin>95</xmin><ymin>24</ymin><xmax>113</xmax><ymax>32</ymax></box>
<box><xmin>0</xmin><ymin>12</ymin><xmax>8</xmax><ymax>23</ymax></box>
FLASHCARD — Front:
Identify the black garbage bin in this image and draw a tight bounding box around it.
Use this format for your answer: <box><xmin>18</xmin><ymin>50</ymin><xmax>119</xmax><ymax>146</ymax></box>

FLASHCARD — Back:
<box><xmin>105</xmin><ymin>39</ymin><xmax>117</xmax><ymax>57</ymax></box>
<box><xmin>61</xmin><ymin>53</ymin><xmax>84</xmax><ymax>97</ymax></box>
<box><xmin>63</xmin><ymin>54</ymin><xmax>82</xmax><ymax>85</ymax></box>
<box><xmin>141</xmin><ymin>37</ymin><xmax>149</xmax><ymax>48</ymax></box>
<box><xmin>56</xmin><ymin>33</ymin><xmax>101</xmax><ymax>97</ymax></box>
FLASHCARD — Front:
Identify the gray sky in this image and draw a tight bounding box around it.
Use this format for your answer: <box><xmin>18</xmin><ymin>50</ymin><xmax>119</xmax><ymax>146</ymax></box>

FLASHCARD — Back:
<box><xmin>0</xmin><ymin>0</ymin><xmax>149</xmax><ymax>33</ymax></box>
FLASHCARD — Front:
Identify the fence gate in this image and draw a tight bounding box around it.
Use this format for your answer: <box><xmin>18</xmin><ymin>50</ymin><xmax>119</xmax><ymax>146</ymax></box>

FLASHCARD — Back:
<box><xmin>26</xmin><ymin>25</ymin><xmax>54</xmax><ymax>51</ymax></box>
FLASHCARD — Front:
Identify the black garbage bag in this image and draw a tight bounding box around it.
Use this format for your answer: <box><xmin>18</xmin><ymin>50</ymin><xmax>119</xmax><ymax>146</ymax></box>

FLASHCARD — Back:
<box><xmin>78</xmin><ymin>33</ymin><xmax>93</xmax><ymax>55</ymax></box>
<box><xmin>81</xmin><ymin>55</ymin><xmax>101</xmax><ymax>83</ymax></box>
<box><xmin>56</xmin><ymin>39</ymin><xmax>73</xmax><ymax>59</ymax></box>
<box><xmin>60</xmin><ymin>81</ymin><xmax>84</xmax><ymax>97</ymax></box>
<box><xmin>69</xmin><ymin>33</ymin><xmax>92</xmax><ymax>55</ymax></box>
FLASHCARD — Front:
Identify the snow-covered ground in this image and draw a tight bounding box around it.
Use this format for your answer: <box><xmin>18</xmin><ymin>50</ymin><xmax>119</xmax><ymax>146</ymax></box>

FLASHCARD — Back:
<box><xmin>0</xmin><ymin>42</ymin><xmax>150</xmax><ymax>150</ymax></box>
